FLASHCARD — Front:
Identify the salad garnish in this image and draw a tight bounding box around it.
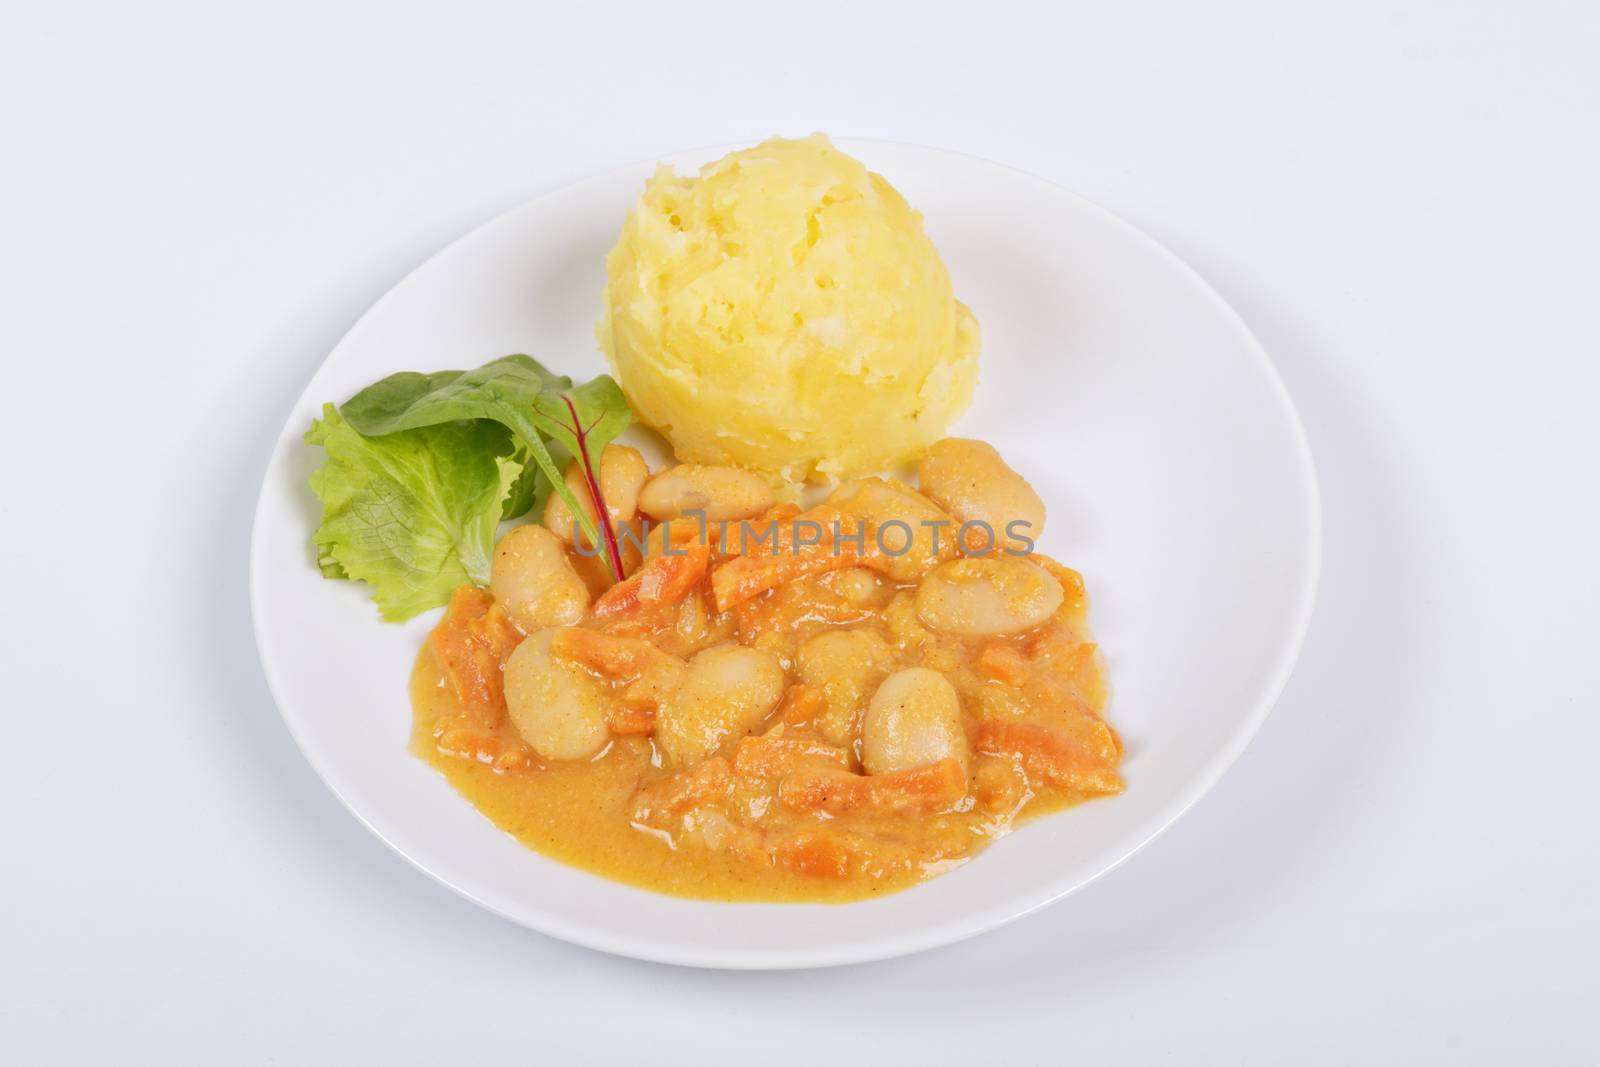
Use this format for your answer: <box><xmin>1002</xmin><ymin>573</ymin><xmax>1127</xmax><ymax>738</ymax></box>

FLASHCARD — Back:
<box><xmin>307</xmin><ymin>354</ymin><xmax>631</xmax><ymax>620</ymax></box>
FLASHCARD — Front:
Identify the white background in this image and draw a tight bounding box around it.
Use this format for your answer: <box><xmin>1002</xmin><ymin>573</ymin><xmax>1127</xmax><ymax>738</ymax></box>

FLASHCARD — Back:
<box><xmin>3</xmin><ymin>2</ymin><xmax>1596</xmax><ymax>1063</ymax></box>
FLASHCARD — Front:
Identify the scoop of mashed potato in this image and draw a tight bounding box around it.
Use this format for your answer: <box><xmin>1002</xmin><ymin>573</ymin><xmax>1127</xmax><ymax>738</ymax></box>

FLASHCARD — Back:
<box><xmin>598</xmin><ymin>134</ymin><xmax>979</xmax><ymax>483</ymax></box>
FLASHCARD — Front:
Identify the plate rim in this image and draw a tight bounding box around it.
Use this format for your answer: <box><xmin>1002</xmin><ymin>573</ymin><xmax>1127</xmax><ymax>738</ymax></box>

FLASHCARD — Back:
<box><xmin>248</xmin><ymin>137</ymin><xmax>1322</xmax><ymax>969</ymax></box>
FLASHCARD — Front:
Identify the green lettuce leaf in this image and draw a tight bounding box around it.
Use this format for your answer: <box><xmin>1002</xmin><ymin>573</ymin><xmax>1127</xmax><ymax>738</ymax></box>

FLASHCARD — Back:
<box><xmin>304</xmin><ymin>405</ymin><xmax>519</xmax><ymax>622</ymax></box>
<box><xmin>340</xmin><ymin>354</ymin><xmax>630</xmax><ymax>548</ymax></box>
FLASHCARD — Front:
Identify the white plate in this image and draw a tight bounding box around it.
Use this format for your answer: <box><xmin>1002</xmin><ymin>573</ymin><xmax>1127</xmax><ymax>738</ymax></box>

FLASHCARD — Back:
<box><xmin>250</xmin><ymin>140</ymin><xmax>1320</xmax><ymax>969</ymax></box>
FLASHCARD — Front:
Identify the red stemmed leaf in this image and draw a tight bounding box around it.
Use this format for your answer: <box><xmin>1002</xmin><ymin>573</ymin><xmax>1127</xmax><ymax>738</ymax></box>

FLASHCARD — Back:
<box><xmin>529</xmin><ymin>375</ymin><xmax>632</xmax><ymax>582</ymax></box>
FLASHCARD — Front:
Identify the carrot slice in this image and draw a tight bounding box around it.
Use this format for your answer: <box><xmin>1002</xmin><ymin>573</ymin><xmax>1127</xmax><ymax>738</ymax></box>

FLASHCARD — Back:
<box><xmin>713</xmin><ymin>547</ymin><xmax>867</xmax><ymax>611</ymax></box>
<box><xmin>778</xmin><ymin>758</ymin><xmax>967</xmax><ymax>816</ymax></box>
<box><xmin>977</xmin><ymin>641</ymin><xmax>1030</xmax><ymax>685</ymax></box>
<box><xmin>771</xmin><ymin>829</ymin><xmax>856</xmax><ymax>880</ymax></box>
<box><xmin>550</xmin><ymin>627</ymin><xmax>683</xmax><ymax>718</ymax></box>
<box><xmin>550</xmin><ymin>628</ymin><xmax>682</xmax><ymax>681</ymax></box>
<box><xmin>710</xmin><ymin>504</ymin><xmax>887</xmax><ymax>610</ymax></box>
<box><xmin>592</xmin><ymin>538</ymin><xmax>711</xmax><ymax>618</ymax></box>
<box><xmin>630</xmin><ymin>758</ymin><xmax>733</xmax><ymax>825</ymax></box>
<box><xmin>433</xmin><ymin>723</ymin><xmax>539</xmax><ymax>772</ymax></box>
<box><xmin>973</xmin><ymin>720</ymin><xmax>1123</xmax><ymax>795</ymax></box>
<box><xmin>777</xmin><ymin>684</ymin><xmax>826</xmax><ymax>726</ymax></box>
<box><xmin>605</xmin><ymin>706</ymin><xmax>656</xmax><ymax>735</ymax></box>
<box><xmin>479</xmin><ymin>603</ymin><xmax>523</xmax><ymax>655</ymax></box>
<box><xmin>445</xmin><ymin>583</ymin><xmax>493</xmax><ymax>619</ymax></box>
<box><xmin>731</xmin><ymin>733</ymin><xmax>851</xmax><ymax>781</ymax></box>
<box><xmin>427</xmin><ymin>586</ymin><xmax>522</xmax><ymax>728</ymax></box>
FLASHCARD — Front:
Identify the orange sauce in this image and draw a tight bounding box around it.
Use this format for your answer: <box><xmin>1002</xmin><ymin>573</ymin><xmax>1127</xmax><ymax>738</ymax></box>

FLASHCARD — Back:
<box><xmin>408</xmin><ymin>552</ymin><xmax>1121</xmax><ymax>904</ymax></box>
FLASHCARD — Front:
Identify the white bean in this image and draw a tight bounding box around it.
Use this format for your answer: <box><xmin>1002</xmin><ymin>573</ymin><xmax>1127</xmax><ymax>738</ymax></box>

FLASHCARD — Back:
<box><xmin>861</xmin><ymin>667</ymin><xmax>969</xmax><ymax>776</ymax></box>
<box><xmin>489</xmin><ymin>524</ymin><xmax>591</xmax><ymax>632</ymax></box>
<box><xmin>914</xmin><ymin>557</ymin><xmax>1063</xmax><ymax>636</ymax></box>
<box><xmin>503</xmin><ymin>629</ymin><xmax>609</xmax><ymax>761</ymax></box>
<box><xmin>543</xmin><ymin>444</ymin><xmax>649</xmax><ymax>547</ymax></box>
<box><xmin>656</xmin><ymin>644</ymin><xmax>785</xmax><ymax>767</ymax></box>
<box><xmin>638</xmin><ymin>465</ymin><xmax>776</xmax><ymax>521</ymax></box>
<box><xmin>917</xmin><ymin>438</ymin><xmax>1045</xmax><ymax>554</ymax></box>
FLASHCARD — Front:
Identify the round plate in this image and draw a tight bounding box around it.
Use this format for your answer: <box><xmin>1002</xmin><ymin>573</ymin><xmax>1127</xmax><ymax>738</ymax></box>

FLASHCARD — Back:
<box><xmin>250</xmin><ymin>140</ymin><xmax>1320</xmax><ymax>969</ymax></box>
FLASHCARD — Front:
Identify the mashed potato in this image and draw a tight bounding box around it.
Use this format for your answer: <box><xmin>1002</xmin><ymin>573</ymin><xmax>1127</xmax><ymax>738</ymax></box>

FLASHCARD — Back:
<box><xmin>597</xmin><ymin>134</ymin><xmax>980</xmax><ymax>484</ymax></box>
